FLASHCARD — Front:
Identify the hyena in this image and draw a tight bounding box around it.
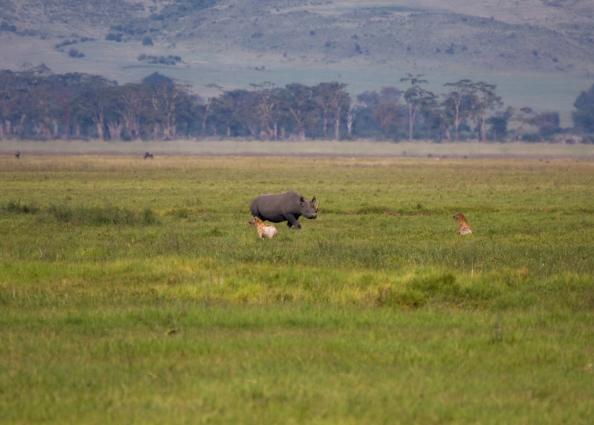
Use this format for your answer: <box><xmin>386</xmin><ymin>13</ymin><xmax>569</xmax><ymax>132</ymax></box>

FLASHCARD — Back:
<box><xmin>248</xmin><ymin>216</ymin><xmax>278</xmax><ymax>239</ymax></box>
<box><xmin>453</xmin><ymin>212</ymin><xmax>472</xmax><ymax>235</ymax></box>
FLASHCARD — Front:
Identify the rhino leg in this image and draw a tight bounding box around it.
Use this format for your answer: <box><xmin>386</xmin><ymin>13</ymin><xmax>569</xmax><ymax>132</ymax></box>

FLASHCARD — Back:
<box><xmin>285</xmin><ymin>214</ymin><xmax>302</xmax><ymax>229</ymax></box>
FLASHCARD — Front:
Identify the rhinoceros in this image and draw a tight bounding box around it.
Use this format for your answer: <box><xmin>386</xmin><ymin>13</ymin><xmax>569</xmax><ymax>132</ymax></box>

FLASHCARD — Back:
<box><xmin>250</xmin><ymin>191</ymin><xmax>319</xmax><ymax>229</ymax></box>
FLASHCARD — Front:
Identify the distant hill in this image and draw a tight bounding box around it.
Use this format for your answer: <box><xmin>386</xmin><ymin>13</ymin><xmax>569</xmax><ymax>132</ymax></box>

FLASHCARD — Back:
<box><xmin>1</xmin><ymin>0</ymin><xmax>593</xmax><ymax>122</ymax></box>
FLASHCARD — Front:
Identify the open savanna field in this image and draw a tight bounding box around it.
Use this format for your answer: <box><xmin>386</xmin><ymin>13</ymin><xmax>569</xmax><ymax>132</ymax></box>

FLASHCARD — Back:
<box><xmin>1</xmin><ymin>152</ymin><xmax>593</xmax><ymax>424</ymax></box>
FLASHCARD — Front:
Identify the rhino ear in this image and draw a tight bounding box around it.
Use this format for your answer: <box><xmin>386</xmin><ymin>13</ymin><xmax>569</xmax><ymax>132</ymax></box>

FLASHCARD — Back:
<box><xmin>312</xmin><ymin>196</ymin><xmax>319</xmax><ymax>210</ymax></box>
<box><xmin>300</xmin><ymin>196</ymin><xmax>305</xmax><ymax>202</ymax></box>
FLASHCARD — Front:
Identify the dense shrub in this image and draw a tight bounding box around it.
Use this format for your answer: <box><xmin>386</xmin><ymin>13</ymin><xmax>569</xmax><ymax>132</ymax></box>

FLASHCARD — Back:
<box><xmin>2</xmin><ymin>200</ymin><xmax>39</xmax><ymax>214</ymax></box>
<box><xmin>137</xmin><ymin>54</ymin><xmax>181</xmax><ymax>65</ymax></box>
<box><xmin>106</xmin><ymin>33</ymin><xmax>123</xmax><ymax>42</ymax></box>
<box><xmin>68</xmin><ymin>48</ymin><xmax>85</xmax><ymax>58</ymax></box>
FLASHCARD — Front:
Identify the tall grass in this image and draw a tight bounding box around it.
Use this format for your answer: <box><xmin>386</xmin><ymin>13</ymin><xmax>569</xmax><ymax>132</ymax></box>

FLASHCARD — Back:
<box><xmin>0</xmin><ymin>154</ymin><xmax>593</xmax><ymax>424</ymax></box>
<box><xmin>1</xmin><ymin>199</ymin><xmax>39</xmax><ymax>214</ymax></box>
<box><xmin>45</xmin><ymin>204</ymin><xmax>158</xmax><ymax>225</ymax></box>
<box><xmin>1</xmin><ymin>200</ymin><xmax>158</xmax><ymax>225</ymax></box>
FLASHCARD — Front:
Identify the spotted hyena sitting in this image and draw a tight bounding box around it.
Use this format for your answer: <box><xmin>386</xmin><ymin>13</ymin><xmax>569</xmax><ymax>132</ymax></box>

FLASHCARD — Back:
<box><xmin>249</xmin><ymin>216</ymin><xmax>278</xmax><ymax>239</ymax></box>
<box><xmin>453</xmin><ymin>212</ymin><xmax>472</xmax><ymax>235</ymax></box>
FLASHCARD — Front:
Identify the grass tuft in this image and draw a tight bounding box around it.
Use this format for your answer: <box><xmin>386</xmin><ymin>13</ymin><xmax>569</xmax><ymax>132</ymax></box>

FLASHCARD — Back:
<box><xmin>45</xmin><ymin>204</ymin><xmax>159</xmax><ymax>226</ymax></box>
<box><xmin>1</xmin><ymin>200</ymin><xmax>39</xmax><ymax>214</ymax></box>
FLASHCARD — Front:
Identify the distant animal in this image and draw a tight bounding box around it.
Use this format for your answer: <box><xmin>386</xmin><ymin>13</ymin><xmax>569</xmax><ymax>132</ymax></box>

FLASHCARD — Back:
<box><xmin>249</xmin><ymin>216</ymin><xmax>278</xmax><ymax>239</ymax></box>
<box><xmin>144</xmin><ymin>152</ymin><xmax>154</xmax><ymax>159</ymax></box>
<box><xmin>250</xmin><ymin>191</ymin><xmax>318</xmax><ymax>229</ymax></box>
<box><xmin>15</xmin><ymin>151</ymin><xmax>21</xmax><ymax>159</ymax></box>
<box><xmin>453</xmin><ymin>212</ymin><xmax>472</xmax><ymax>235</ymax></box>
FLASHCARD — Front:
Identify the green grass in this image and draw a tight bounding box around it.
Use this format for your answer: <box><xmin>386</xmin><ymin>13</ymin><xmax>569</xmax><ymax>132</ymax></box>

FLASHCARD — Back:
<box><xmin>0</xmin><ymin>155</ymin><xmax>593</xmax><ymax>424</ymax></box>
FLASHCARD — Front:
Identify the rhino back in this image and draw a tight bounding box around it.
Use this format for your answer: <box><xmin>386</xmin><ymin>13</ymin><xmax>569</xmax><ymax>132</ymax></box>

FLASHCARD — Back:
<box><xmin>250</xmin><ymin>191</ymin><xmax>300</xmax><ymax>218</ymax></box>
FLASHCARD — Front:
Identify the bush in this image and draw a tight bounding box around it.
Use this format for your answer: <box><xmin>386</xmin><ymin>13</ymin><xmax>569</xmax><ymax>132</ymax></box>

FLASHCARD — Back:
<box><xmin>380</xmin><ymin>272</ymin><xmax>504</xmax><ymax>309</ymax></box>
<box><xmin>55</xmin><ymin>39</ymin><xmax>77</xmax><ymax>49</ymax></box>
<box><xmin>2</xmin><ymin>200</ymin><xmax>39</xmax><ymax>214</ymax></box>
<box><xmin>68</xmin><ymin>48</ymin><xmax>85</xmax><ymax>58</ymax></box>
<box><xmin>141</xmin><ymin>208</ymin><xmax>159</xmax><ymax>225</ymax></box>
<box><xmin>137</xmin><ymin>54</ymin><xmax>182</xmax><ymax>66</ymax></box>
<box><xmin>573</xmin><ymin>83</ymin><xmax>594</xmax><ymax>133</ymax></box>
<box><xmin>106</xmin><ymin>33</ymin><xmax>123</xmax><ymax>42</ymax></box>
<box><xmin>0</xmin><ymin>21</ymin><xmax>17</xmax><ymax>32</ymax></box>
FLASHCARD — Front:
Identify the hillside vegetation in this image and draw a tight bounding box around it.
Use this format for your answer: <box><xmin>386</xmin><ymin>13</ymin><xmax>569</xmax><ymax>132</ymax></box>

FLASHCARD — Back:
<box><xmin>2</xmin><ymin>0</ymin><xmax>593</xmax><ymax>73</ymax></box>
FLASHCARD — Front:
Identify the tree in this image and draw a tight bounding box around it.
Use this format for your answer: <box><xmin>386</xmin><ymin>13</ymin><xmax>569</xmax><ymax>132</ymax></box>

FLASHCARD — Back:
<box><xmin>349</xmin><ymin>88</ymin><xmax>405</xmax><ymax>139</ymax></box>
<box><xmin>374</xmin><ymin>87</ymin><xmax>404</xmax><ymax>139</ymax></box>
<box><xmin>573</xmin><ymin>83</ymin><xmax>594</xmax><ymax>133</ymax></box>
<box><xmin>177</xmin><ymin>94</ymin><xmax>205</xmax><ymax>138</ymax></box>
<box><xmin>253</xmin><ymin>86</ymin><xmax>283</xmax><ymax>140</ymax></box>
<box><xmin>512</xmin><ymin>107</ymin><xmax>560</xmax><ymax>141</ymax></box>
<box><xmin>123</xmin><ymin>84</ymin><xmax>148</xmax><ymax>139</ymax></box>
<box><xmin>351</xmin><ymin>91</ymin><xmax>382</xmax><ymax>139</ymax></box>
<box><xmin>511</xmin><ymin>107</ymin><xmax>536</xmax><ymax>140</ymax></box>
<box><xmin>467</xmin><ymin>81</ymin><xmax>502</xmax><ymax>141</ymax></box>
<box><xmin>486</xmin><ymin>107</ymin><xmax>513</xmax><ymax>141</ymax></box>
<box><xmin>313</xmin><ymin>82</ymin><xmax>351</xmax><ymax>140</ymax></box>
<box><xmin>400</xmin><ymin>73</ymin><xmax>436</xmax><ymax>140</ymax></box>
<box><xmin>208</xmin><ymin>91</ymin><xmax>240</xmax><ymax>137</ymax></box>
<box><xmin>443</xmin><ymin>79</ymin><xmax>474</xmax><ymax>141</ymax></box>
<box><xmin>1</xmin><ymin>68</ymin><xmax>560</xmax><ymax>143</ymax></box>
<box><xmin>419</xmin><ymin>97</ymin><xmax>448</xmax><ymax>141</ymax></box>
<box><xmin>531</xmin><ymin>111</ymin><xmax>560</xmax><ymax>138</ymax></box>
<box><xmin>71</xmin><ymin>76</ymin><xmax>117</xmax><ymax>140</ymax></box>
<box><xmin>142</xmin><ymin>73</ymin><xmax>191</xmax><ymax>140</ymax></box>
<box><xmin>282</xmin><ymin>84</ymin><xmax>318</xmax><ymax>140</ymax></box>
<box><xmin>230</xmin><ymin>90</ymin><xmax>261</xmax><ymax>138</ymax></box>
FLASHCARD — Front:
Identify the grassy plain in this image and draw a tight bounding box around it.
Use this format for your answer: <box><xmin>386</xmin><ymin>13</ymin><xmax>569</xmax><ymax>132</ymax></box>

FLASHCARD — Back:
<box><xmin>2</xmin><ymin>140</ymin><xmax>594</xmax><ymax>158</ymax></box>
<box><xmin>0</xmin><ymin>154</ymin><xmax>593</xmax><ymax>424</ymax></box>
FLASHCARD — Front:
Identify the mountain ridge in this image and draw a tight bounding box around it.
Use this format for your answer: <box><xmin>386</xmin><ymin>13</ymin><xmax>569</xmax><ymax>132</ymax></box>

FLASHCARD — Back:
<box><xmin>1</xmin><ymin>0</ymin><xmax>593</xmax><ymax>74</ymax></box>
<box><xmin>0</xmin><ymin>0</ymin><xmax>593</xmax><ymax>123</ymax></box>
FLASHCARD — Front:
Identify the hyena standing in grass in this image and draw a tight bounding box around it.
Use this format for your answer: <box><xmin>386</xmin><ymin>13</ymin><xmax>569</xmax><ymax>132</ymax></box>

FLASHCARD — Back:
<box><xmin>249</xmin><ymin>216</ymin><xmax>278</xmax><ymax>239</ymax></box>
<box><xmin>453</xmin><ymin>212</ymin><xmax>473</xmax><ymax>235</ymax></box>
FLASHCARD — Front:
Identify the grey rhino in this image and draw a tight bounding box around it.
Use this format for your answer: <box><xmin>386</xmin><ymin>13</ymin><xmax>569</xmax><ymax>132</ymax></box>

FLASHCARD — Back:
<box><xmin>250</xmin><ymin>191</ymin><xmax>318</xmax><ymax>229</ymax></box>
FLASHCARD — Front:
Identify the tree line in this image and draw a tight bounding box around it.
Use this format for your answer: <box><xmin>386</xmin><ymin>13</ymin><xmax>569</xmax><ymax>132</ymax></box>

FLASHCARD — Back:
<box><xmin>0</xmin><ymin>68</ymin><xmax>592</xmax><ymax>142</ymax></box>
